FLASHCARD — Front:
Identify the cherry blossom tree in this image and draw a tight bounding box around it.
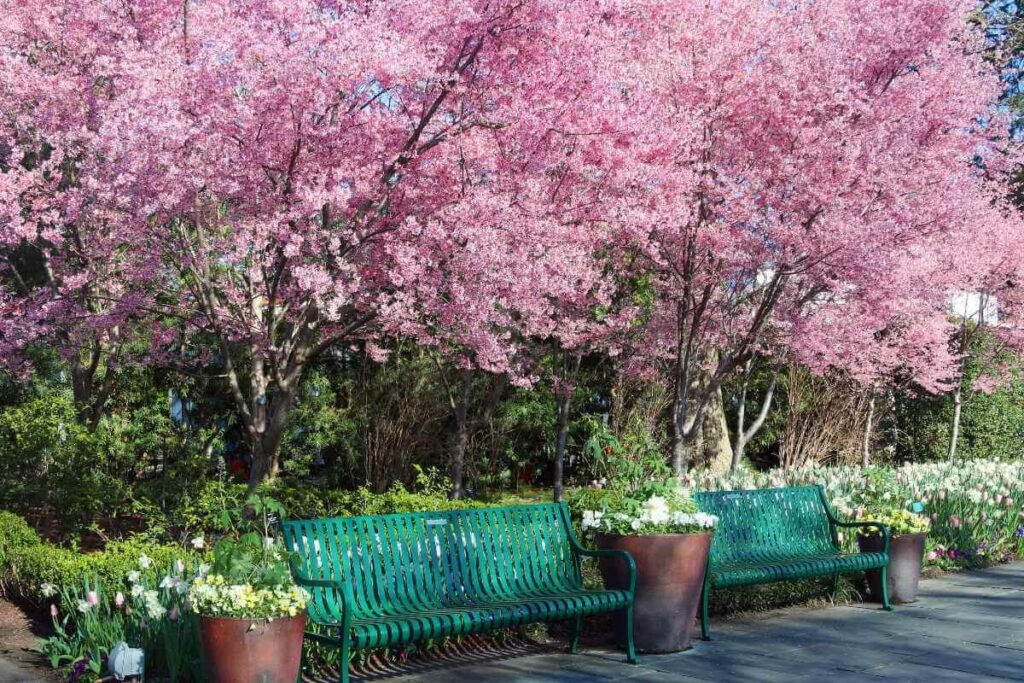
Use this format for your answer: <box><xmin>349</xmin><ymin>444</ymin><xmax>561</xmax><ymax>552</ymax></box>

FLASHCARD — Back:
<box><xmin>0</xmin><ymin>0</ymin><xmax>632</xmax><ymax>486</ymax></box>
<box><xmin>609</xmin><ymin>0</ymin><xmax>1024</xmax><ymax>474</ymax></box>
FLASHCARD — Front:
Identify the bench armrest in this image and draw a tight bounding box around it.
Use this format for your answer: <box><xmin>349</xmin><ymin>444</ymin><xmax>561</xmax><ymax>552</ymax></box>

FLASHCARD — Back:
<box><xmin>289</xmin><ymin>559</ymin><xmax>355</xmax><ymax>626</ymax></box>
<box><xmin>573</xmin><ymin>546</ymin><xmax>638</xmax><ymax>594</ymax></box>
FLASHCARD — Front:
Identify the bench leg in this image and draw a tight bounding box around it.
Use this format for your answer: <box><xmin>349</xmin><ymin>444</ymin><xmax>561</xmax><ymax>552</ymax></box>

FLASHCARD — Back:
<box><xmin>296</xmin><ymin>639</ymin><xmax>307</xmax><ymax>683</ymax></box>
<box><xmin>880</xmin><ymin>566</ymin><xmax>893</xmax><ymax>611</ymax></box>
<box><xmin>569</xmin><ymin>614</ymin><xmax>583</xmax><ymax>654</ymax></box>
<box><xmin>700</xmin><ymin>578</ymin><xmax>711</xmax><ymax>641</ymax></box>
<box><xmin>624</xmin><ymin>604</ymin><xmax>639</xmax><ymax>665</ymax></box>
<box><xmin>338</xmin><ymin>637</ymin><xmax>351</xmax><ymax>683</ymax></box>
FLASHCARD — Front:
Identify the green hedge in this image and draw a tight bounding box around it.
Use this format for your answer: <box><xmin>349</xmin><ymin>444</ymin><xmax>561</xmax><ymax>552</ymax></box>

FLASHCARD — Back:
<box><xmin>0</xmin><ymin>511</ymin><xmax>187</xmax><ymax>607</ymax></box>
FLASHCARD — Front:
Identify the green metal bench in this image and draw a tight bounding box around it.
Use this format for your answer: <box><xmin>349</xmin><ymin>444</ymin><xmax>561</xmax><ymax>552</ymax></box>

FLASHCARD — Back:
<box><xmin>693</xmin><ymin>485</ymin><xmax>891</xmax><ymax>639</ymax></box>
<box><xmin>280</xmin><ymin>503</ymin><xmax>638</xmax><ymax>683</ymax></box>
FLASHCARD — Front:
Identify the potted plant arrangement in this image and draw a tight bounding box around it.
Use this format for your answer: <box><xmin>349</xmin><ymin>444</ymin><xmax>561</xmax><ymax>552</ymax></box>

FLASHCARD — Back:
<box><xmin>855</xmin><ymin>506</ymin><xmax>931</xmax><ymax>604</ymax></box>
<box><xmin>575</xmin><ymin>481</ymin><xmax>718</xmax><ymax>653</ymax></box>
<box><xmin>188</xmin><ymin>496</ymin><xmax>309</xmax><ymax>683</ymax></box>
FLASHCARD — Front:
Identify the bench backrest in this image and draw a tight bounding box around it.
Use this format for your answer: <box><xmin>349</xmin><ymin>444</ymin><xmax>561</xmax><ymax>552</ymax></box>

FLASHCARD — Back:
<box><xmin>693</xmin><ymin>485</ymin><xmax>837</xmax><ymax>565</ymax></box>
<box><xmin>280</xmin><ymin>503</ymin><xmax>582</xmax><ymax>619</ymax></box>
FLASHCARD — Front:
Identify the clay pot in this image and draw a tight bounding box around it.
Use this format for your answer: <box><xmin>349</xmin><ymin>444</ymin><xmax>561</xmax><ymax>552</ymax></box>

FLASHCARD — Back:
<box><xmin>858</xmin><ymin>532</ymin><xmax>927</xmax><ymax>604</ymax></box>
<box><xmin>596</xmin><ymin>532</ymin><xmax>712</xmax><ymax>653</ymax></box>
<box><xmin>199</xmin><ymin>612</ymin><xmax>307</xmax><ymax>683</ymax></box>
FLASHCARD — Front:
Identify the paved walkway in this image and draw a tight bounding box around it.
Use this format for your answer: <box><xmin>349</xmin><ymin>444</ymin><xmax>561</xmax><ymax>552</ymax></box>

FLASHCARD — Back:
<box><xmin>378</xmin><ymin>562</ymin><xmax>1024</xmax><ymax>683</ymax></box>
<box><xmin>3</xmin><ymin>563</ymin><xmax>1020</xmax><ymax>682</ymax></box>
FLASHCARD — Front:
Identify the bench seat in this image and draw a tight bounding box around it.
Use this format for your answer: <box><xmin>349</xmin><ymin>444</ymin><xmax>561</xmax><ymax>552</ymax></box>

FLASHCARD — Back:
<box><xmin>711</xmin><ymin>551</ymin><xmax>888</xmax><ymax>587</ymax></box>
<box><xmin>341</xmin><ymin>588</ymin><xmax>631</xmax><ymax>648</ymax></box>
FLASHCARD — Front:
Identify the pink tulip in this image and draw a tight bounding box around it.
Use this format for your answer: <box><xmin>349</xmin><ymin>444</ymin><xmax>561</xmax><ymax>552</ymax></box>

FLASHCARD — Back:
<box><xmin>1005</xmin><ymin>497</ymin><xmax>1014</xmax><ymax>508</ymax></box>
<box><xmin>926</xmin><ymin>551</ymin><xmax>937</xmax><ymax>562</ymax></box>
<box><xmin>86</xmin><ymin>591</ymin><xmax>99</xmax><ymax>606</ymax></box>
<box><xmin>115</xmin><ymin>592</ymin><xmax>125</xmax><ymax>608</ymax></box>
<box><xmin>50</xmin><ymin>604</ymin><xmax>58</xmax><ymax>618</ymax></box>
<box><xmin>169</xmin><ymin>606</ymin><xmax>180</xmax><ymax>621</ymax></box>
<box><xmin>948</xmin><ymin>515</ymin><xmax>961</xmax><ymax>528</ymax></box>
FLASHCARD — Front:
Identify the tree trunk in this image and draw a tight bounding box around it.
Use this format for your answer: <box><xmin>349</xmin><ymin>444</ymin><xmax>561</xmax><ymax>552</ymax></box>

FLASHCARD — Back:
<box><xmin>246</xmin><ymin>385</ymin><xmax>294</xmax><ymax>489</ymax></box>
<box><xmin>450</xmin><ymin>369</ymin><xmax>474</xmax><ymax>499</ymax></box>
<box><xmin>687</xmin><ymin>384</ymin><xmax>733</xmax><ymax>473</ymax></box>
<box><xmin>947</xmin><ymin>383</ymin><xmax>962</xmax><ymax>462</ymax></box>
<box><xmin>551</xmin><ymin>354</ymin><xmax>581</xmax><ymax>503</ymax></box>
<box><xmin>446</xmin><ymin>369</ymin><xmax>507</xmax><ymax>499</ymax></box>
<box><xmin>731</xmin><ymin>365</ymin><xmax>776</xmax><ymax>473</ymax></box>
<box><xmin>861</xmin><ymin>389</ymin><xmax>876</xmax><ymax>467</ymax></box>
<box><xmin>552</xmin><ymin>389</ymin><xmax>571</xmax><ymax>502</ymax></box>
<box><xmin>71</xmin><ymin>338</ymin><xmax>117</xmax><ymax>432</ymax></box>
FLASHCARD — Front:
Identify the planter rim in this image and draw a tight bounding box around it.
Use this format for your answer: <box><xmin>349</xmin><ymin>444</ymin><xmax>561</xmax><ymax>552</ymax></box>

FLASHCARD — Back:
<box><xmin>596</xmin><ymin>530</ymin><xmax>715</xmax><ymax>540</ymax></box>
<box><xmin>198</xmin><ymin>611</ymin><xmax>307</xmax><ymax>623</ymax></box>
<box><xmin>858</xmin><ymin>530</ymin><xmax>928</xmax><ymax>539</ymax></box>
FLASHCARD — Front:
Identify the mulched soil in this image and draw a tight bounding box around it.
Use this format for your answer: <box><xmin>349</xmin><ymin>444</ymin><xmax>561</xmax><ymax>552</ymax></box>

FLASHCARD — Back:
<box><xmin>0</xmin><ymin>598</ymin><xmax>59</xmax><ymax>682</ymax></box>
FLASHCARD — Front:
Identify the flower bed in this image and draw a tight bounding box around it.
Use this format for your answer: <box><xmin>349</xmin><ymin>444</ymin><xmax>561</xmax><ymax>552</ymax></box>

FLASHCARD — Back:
<box><xmin>685</xmin><ymin>459</ymin><xmax>1024</xmax><ymax>567</ymax></box>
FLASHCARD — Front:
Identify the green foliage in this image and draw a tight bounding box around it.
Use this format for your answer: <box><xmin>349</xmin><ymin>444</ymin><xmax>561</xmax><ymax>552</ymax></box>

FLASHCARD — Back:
<box><xmin>280</xmin><ymin>369</ymin><xmax>359</xmax><ymax>480</ymax></box>
<box><xmin>895</xmin><ymin>330</ymin><xmax>1024</xmax><ymax>463</ymax></box>
<box><xmin>0</xmin><ymin>510</ymin><xmax>41</xmax><ymax>570</ymax></box>
<box><xmin>2</xmin><ymin>534</ymin><xmax>185</xmax><ymax>606</ymax></box>
<box><xmin>204</xmin><ymin>493</ymin><xmax>292</xmax><ymax>589</ymax></box>
<box><xmin>578</xmin><ymin>415</ymin><xmax>669</xmax><ymax>492</ymax></box>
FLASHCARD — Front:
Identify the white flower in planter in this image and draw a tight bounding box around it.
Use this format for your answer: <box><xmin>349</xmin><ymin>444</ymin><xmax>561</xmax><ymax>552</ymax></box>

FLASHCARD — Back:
<box><xmin>642</xmin><ymin>495</ymin><xmax>671</xmax><ymax>526</ymax></box>
<box><xmin>191</xmin><ymin>536</ymin><xmax>205</xmax><ymax>549</ymax></box>
<box><xmin>138</xmin><ymin>554</ymin><xmax>152</xmax><ymax>569</ymax></box>
<box><xmin>40</xmin><ymin>583</ymin><xmax>57</xmax><ymax>598</ymax></box>
<box><xmin>581</xmin><ymin>510</ymin><xmax>604</xmax><ymax>531</ymax></box>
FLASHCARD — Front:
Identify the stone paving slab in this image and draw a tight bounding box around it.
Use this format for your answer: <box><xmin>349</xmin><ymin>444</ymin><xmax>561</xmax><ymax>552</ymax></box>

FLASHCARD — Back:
<box><xmin>380</xmin><ymin>562</ymin><xmax>1024</xmax><ymax>683</ymax></box>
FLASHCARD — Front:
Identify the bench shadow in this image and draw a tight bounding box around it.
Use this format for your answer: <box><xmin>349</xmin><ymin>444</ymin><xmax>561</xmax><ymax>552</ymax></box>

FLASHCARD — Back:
<box><xmin>301</xmin><ymin>636</ymin><xmax>561</xmax><ymax>682</ymax></box>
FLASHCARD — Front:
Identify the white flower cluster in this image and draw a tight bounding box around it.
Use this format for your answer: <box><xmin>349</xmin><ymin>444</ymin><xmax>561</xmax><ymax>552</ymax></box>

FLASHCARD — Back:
<box><xmin>582</xmin><ymin>495</ymin><xmax>718</xmax><ymax>536</ymax></box>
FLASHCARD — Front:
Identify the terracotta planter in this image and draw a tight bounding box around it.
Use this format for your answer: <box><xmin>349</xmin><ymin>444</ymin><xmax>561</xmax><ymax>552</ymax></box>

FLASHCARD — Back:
<box><xmin>199</xmin><ymin>612</ymin><xmax>307</xmax><ymax>683</ymax></box>
<box><xmin>858</xmin><ymin>532</ymin><xmax>926</xmax><ymax>604</ymax></box>
<box><xmin>596</xmin><ymin>532</ymin><xmax>712</xmax><ymax>653</ymax></box>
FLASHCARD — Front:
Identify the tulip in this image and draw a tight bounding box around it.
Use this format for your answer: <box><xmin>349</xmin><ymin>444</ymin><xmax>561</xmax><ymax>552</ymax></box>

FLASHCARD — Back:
<box><xmin>50</xmin><ymin>604</ymin><xmax>58</xmax><ymax>618</ymax></box>
<box><xmin>169</xmin><ymin>606</ymin><xmax>180</xmax><ymax>621</ymax></box>
<box><xmin>948</xmin><ymin>515</ymin><xmax>961</xmax><ymax>529</ymax></box>
<box><xmin>86</xmin><ymin>591</ymin><xmax>99</xmax><ymax>606</ymax></box>
<box><xmin>115</xmin><ymin>592</ymin><xmax>125</xmax><ymax>608</ymax></box>
<box><xmin>926</xmin><ymin>551</ymin><xmax>937</xmax><ymax>562</ymax></box>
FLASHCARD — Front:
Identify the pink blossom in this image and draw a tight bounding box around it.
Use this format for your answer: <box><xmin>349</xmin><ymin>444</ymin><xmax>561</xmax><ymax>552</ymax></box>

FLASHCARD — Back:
<box><xmin>86</xmin><ymin>591</ymin><xmax>99</xmax><ymax>607</ymax></box>
<box><xmin>114</xmin><ymin>592</ymin><xmax>125</xmax><ymax>608</ymax></box>
<box><xmin>948</xmin><ymin>515</ymin><xmax>961</xmax><ymax>529</ymax></box>
<box><xmin>50</xmin><ymin>604</ymin><xmax>58</xmax><ymax>618</ymax></box>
